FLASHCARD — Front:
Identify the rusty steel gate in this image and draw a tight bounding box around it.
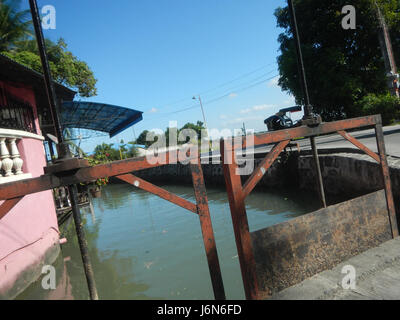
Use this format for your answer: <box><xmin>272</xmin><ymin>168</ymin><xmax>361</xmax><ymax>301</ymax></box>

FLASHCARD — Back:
<box><xmin>220</xmin><ymin>114</ymin><xmax>399</xmax><ymax>300</ymax></box>
<box><xmin>0</xmin><ymin>115</ymin><xmax>397</xmax><ymax>300</ymax></box>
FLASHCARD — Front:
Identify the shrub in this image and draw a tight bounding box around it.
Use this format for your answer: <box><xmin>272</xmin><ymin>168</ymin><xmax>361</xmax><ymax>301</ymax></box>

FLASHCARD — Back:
<box><xmin>356</xmin><ymin>93</ymin><xmax>400</xmax><ymax>125</ymax></box>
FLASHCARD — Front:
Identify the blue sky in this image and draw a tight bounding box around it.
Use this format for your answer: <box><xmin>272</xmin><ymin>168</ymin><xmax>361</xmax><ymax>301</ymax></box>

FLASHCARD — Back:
<box><xmin>31</xmin><ymin>0</ymin><xmax>299</xmax><ymax>152</ymax></box>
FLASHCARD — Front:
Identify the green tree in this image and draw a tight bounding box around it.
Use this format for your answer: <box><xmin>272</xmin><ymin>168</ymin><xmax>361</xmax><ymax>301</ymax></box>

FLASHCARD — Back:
<box><xmin>0</xmin><ymin>0</ymin><xmax>32</xmax><ymax>51</ymax></box>
<box><xmin>126</xmin><ymin>143</ymin><xmax>139</xmax><ymax>158</ymax></box>
<box><xmin>135</xmin><ymin>130</ymin><xmax>153</xmax><ymax>147</ymax></box>
<box><xmin>137</xmin><ymin>121</ymin><xmax>206</xmax><ymax>149</ymax></box>
<box><xmin>275</xmin><ymin>0</ymin><xmax>400</xmax><ymax>123</ymax></box>
<box><xmin>3</xmin><ymin>38</ymin><xmax>97</xmax><ymax>97</ymax></box>
<box><xmin>93</xmin><ymin>142</ymin><xmax>138</xmax><ymax>161</ymax></box>
<box><xmin>93</xmin><ymin>143</ymin><xmax>118</xmax><ymax>161</ymax></box>
<box><xmin>179</xmin><ymin>121</ymin><xmax>205</xmax><ymax>144</ymax></box>
<box><xmin>355</xmin><ymin>93</ymin><xmax>400</xmax><ymax>124</ymax></box>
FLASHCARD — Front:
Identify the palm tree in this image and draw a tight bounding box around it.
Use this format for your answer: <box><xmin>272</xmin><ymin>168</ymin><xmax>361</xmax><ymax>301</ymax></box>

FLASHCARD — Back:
<box><xmin>0</xmin><ymin>0</ymin><xmax>33</xmax><ymax>51</ymax></box>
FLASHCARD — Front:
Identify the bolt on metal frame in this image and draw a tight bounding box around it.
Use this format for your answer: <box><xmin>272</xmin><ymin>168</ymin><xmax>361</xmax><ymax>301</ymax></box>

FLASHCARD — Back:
<box><xmin>0</xmin><ymin>151</ymin><xmax>226</xmax><ymax>300</ymax></box>
<box><xmin>220</xmin><ymin>114</ymin><xmax>398</xmax><ymax>300</ymax></box>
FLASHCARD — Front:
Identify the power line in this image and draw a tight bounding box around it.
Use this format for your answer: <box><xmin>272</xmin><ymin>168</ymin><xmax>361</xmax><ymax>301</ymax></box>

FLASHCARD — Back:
<box><xmin>204</xmin><ymin>68</ymin><xmax>277</xmax><ymax>101</ymax></box>
<box><xmin>196</xmin><ymin>62</ymin><xmax>277</xmax><ymax>96</ymax></box>
<box><xmin>147</xmin><ymin>69</ymin><xmax>277</xmax><ymax>119</ymax></box>
<box><xmin>149</xmin><ymin>62</ymin><xmax>277</xmax><ymax>112</ymax></box>
<box><xmin>203</xmin><ymin>73</ymin><xmax>279</xmax><ymax>105</ymax></box>
<box><xmin>146</xmin><ymin>73</ymin><xmax>279</xmax><ymax>121</ymax></box>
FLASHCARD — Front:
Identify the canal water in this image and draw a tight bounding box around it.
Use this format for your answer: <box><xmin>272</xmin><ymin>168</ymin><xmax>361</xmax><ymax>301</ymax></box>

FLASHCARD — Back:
<box><xmin>17</xmin><ymin>183</ymin><xmax>320</xmax><ymax>300</ymax></box>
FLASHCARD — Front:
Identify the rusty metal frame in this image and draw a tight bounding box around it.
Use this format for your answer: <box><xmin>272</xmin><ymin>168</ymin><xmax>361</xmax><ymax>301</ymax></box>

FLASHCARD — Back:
<box><xmin>220</xmin><ymin>114</ymin><xmax>398</xmax><ymax>300</ymax></box>
<box><xmin>0</xmin><ymin>152</ymin><xmax>226</xmax><ymax>300</ymax></box>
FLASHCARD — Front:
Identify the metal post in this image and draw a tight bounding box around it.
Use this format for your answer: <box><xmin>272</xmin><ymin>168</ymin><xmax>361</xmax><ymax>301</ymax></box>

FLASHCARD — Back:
<box><xmin>194</xmin><ymin>95</ymin><xmax>213</xmax><ymax>151</ymax></box>
<box><xmin>287</xmin><ymin>0</ymin><xmax>312</xmax><ymax>117</ymax></box>
<box><xmin>310</xmin><ymin>137</ymin><xmax>327</xmax><ymax>208</ymax></box>
<box><xmin>287</xmin><ymin>0</ymin><xmax>326</xmax><ymax>207</ymax></box>
<box><xmin>29</xmin><ymin>0</ymin><xmax>98</xmax><ymax>299</ymax></box>
<box><xmin>375</xmin><ymin>123</ymin><xmax>399</xmax><ymax>238</ymax></box>
<box><xmin>190</xmin><ymin>158</ymin><xmax>226</xmax><ymax>300</ymax></box>
<box><xmin>28</xmin><ymin>0</ymin><xmax>70</xmax><ymax>159</ymax></box>
<box><xmin>220</xmin><ymin>139</ymin><xmax>259</xmax><ymax>300</ymax></box>
<box><xmin>68</xmin><ymin>184</ymin><xmax>99</xmax><ymax>299</ymax></box>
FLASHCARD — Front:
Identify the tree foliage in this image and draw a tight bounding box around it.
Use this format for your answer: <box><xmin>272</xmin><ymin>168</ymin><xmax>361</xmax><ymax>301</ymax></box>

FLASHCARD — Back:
<box><xmin>355</xmin><ymin>92</ymin><xmax>400</xmax><ymax>124</ymax></box>
<box><xmin>3</xmin><ymin>38</ymin><xmax>97</xmax><ymax>97</ymax></box>
<box><xmin>180</xmin><ymin>121</ymin><xmax>205</xmax><ymax>142</ymax></box>
<box><xmin>0</xmin><ymin>1</ymin><xmax>97</xmax><ymax>97</ymax></box>
<box><xmin>92</xmin><ymin>142</ymin><xmax>138</xmax><ymax>162</ymax></box>
<box><xmin>275</xmin><ymin>0</ymin><xmax>400</xmax><ymax>123</ymax></box>
<box><xmin>0</xmin><ymin>0</ymin><xmax>32</xmax><ymax>51</ymax></box>
<box><xmin>136</xmin><ymin>121</ymin><xmax>206</xmax><ymax>148</ymax></box>
<box><xmin>135</xmin><ymin>130</ymin><xmax>151</xmax><ymax>147</ymax></box>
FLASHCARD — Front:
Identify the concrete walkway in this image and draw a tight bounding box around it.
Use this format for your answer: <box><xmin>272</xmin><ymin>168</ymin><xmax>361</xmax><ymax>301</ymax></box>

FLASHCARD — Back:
<box><xmin>271</xmin><ymin>237</ymin><xmax>400</xmax><ymax>300</ymax></box>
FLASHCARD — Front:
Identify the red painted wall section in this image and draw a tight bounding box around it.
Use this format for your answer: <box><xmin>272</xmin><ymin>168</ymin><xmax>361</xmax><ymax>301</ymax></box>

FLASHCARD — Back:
<box><xmin>0</xmin><ymin>81</ymin><xmax>41</xmax><ymax>135</ymax></box>
<box><xmin>0</xmin><ymin>82</ymin><xmax>59</xmax><ymax>297</ymax></box>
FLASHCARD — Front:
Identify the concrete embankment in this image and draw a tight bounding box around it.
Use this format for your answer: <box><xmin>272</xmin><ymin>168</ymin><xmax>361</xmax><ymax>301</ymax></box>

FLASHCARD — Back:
<box><xmin>298</xmin><ymin>151</ymin><xmax>400</xmax><ymax>210</ymax></box>
<box><xmin>128</xmin><ymin>149</ymin><xmax>400</xmax><ymax>206</ymax></box>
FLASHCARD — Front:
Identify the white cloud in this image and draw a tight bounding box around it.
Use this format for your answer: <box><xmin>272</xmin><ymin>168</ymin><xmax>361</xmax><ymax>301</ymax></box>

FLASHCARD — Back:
<box><xmin>267</xmin><ymin>76</ymin><xmax>279</xmax><ymax>88</ymax></box>
<box><xmin>228</xmin><ymin>93</ymin><xmax>238</xmax><ymax>99</ymax></box>
<box><xmin>240</xmin><ymin>108</ymin><xmax>252</xmax><ymax>114</ymax></box>
<box><xmin>253</xmin><ymin>104</ymin><xmax>274</xmax><ymax>111</ymax></box>
<box><xmin>240</xmin><ymin>104</ymin><xmax>275</xmax><ymax>114</ymax></box>
<box><xmin>222</xmin><ymin>115</ymin><xmax>262</xmax><ymax>125</ymax></box>
<box><xmin>219</xmin><ymin>114</ymin><xmax>228</xmax><ymax>119</ymax></box>
<box><xmin>148</xmin><ymin>107</ymin><xmax>158</xmax><ymax>113</ymax></box>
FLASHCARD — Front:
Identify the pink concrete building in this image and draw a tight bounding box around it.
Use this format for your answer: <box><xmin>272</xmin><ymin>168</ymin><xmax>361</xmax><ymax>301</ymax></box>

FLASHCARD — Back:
<box><xmin>0</xmin><ymin>54</ymin><xmax>76</xmax><ymax>299</ymax></box>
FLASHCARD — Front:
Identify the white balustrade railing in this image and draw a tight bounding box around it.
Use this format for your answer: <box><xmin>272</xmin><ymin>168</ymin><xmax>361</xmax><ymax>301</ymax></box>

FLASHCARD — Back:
<box><xmin>0</xmin><ymin>137</ymin><xmax>24</xmax><ymax>178</ymax></box>
<box><xmin>0</xmin><ymin>128</ymin><xmax>44</xmax><ymax>183</ymax></box>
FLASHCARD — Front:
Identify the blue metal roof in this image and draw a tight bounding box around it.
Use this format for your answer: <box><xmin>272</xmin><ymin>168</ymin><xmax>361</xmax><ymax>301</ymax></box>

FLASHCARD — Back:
<box><xmin>61</xmin><ymin>101</ymin><xmax>143</xmax><ymax>138</ymax></box>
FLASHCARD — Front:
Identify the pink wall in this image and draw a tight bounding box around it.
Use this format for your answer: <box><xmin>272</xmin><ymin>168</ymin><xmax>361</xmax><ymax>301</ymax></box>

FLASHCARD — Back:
<box><xmin>0</xmin><ymin>138</ymin><xmax>60</xmax><ymax>297</ymax></box>
<box><xmin>0</xmin><ymin>83</ymin><xmax>59</xmax><ymax>297</ymax></box>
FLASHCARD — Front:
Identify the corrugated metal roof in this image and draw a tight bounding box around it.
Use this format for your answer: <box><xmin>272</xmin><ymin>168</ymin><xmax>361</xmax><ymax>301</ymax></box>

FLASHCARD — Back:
<box><xmin>61</xmin><ymin>101</ymin><xmax>143</xmax><ymax>138</ymax></box>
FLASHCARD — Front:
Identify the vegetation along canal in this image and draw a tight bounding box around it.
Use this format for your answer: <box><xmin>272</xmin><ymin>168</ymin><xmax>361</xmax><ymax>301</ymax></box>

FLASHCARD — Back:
<box><xmin>17</xmin><ymin>183</ymin><xmax>320</xmax><ymax>300</ymax></box>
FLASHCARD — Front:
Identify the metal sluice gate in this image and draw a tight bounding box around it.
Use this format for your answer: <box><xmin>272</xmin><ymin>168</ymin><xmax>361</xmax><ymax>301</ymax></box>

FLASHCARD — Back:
<box><xmin>0</xmin><ymin>114</ymin><xmax>398</xmax><ymax>300</ymax></box>
<box><xmin>220</xmin><ymin>114</ymin><xmax>398</xmax><ymax>299</ymax></box>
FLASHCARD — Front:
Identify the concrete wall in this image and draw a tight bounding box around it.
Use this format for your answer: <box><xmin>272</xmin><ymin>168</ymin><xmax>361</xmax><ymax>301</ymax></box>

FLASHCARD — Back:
<box><xmin>298</xmin><ymin>153</ymin><xmax>400</xmax><ymax>198</ymax></box>
<box><xmin>131</xmin><ymin>153</ymin><xmax>299</xmax><ymax>190</ymax></box>
<box><xmin>129</xmin><ymin>151</ymin><xmax>400</xmax><ymax>207</ymax></box>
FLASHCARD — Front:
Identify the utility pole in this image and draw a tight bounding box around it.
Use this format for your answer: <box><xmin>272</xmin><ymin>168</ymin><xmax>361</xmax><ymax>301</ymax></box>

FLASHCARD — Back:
<box><xmin>374</xmin><ymin>1</ymin><xmax>399</xmax><ymax>97</ymax></box>
<box><xmin>193</xmin><ymin>95</ymin><xmax>213</xmax><ymax>152</ymax></box>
